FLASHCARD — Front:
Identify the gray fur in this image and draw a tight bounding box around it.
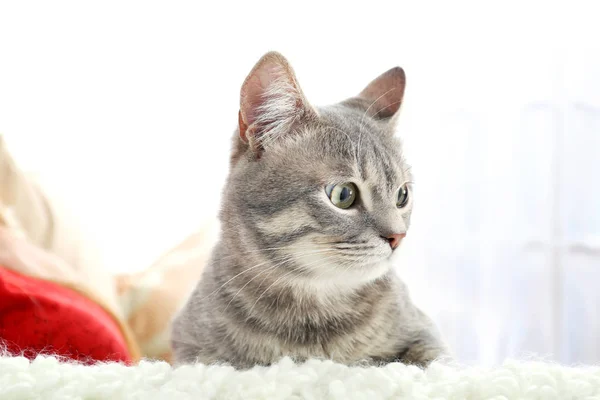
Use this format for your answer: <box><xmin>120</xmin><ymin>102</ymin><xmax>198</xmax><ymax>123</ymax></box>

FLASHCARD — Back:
<box><xmin>171</xmin><ymin>52</ymin><xmax>448</xmax><ymax>369</ymax></box>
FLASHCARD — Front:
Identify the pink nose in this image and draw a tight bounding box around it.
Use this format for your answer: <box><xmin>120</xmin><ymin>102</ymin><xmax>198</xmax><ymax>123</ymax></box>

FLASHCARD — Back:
<box><xmin>386</xmin><ymin>233</ymin><xmax>406</xmax><ymax>250</ymax></box>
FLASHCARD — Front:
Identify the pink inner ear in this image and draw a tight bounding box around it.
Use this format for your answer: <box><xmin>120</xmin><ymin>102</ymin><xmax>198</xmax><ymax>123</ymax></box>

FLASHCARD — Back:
<box><xmin>238</xmin><ymin>52</ymin><xmax>316</xmax><ymax>149</ymax></box>
<box><xmin>242</xmin><ymin>75</ymin><xmax>267</xmax><ymax>127</ymax></box>
<box><xmin>360</xmin><ymin>66</ymin><xmax>406</xmax><ymax>119</ymax></box>
<box><xmin>240</xmin><ymin>59</ymin><xmax>290</xmax><ymax>127</ymax></box>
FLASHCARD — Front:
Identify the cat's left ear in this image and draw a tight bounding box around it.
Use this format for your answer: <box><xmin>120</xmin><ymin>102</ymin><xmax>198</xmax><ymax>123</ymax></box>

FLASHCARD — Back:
<box><xmin>238</xmin><ymin>52</ymin><xmax>317</xmax><ymax>154</ymax></box>
<box><xmin>357</xmin><ymin>66</ymin><xmax>406</xmax><ymax>121</ymax></box>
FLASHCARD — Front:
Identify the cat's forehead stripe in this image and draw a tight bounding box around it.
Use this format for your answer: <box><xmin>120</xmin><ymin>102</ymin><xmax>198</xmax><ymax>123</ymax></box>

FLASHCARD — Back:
<box><xmin>356</xmin><ymin>138</ymin><xmax>402</xmax><ymax>196</ymax></box>
<box><xmin>376</xmin><ymin>147</ymin><xmax>397</xmax><ymax>192</ymax></box>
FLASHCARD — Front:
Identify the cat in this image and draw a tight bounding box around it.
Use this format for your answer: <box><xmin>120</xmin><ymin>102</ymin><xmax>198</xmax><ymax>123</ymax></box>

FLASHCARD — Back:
<box><xmin>171</xmin><ymin>51</ymin><xmax>448</xmax><ymax>369</ymax></box>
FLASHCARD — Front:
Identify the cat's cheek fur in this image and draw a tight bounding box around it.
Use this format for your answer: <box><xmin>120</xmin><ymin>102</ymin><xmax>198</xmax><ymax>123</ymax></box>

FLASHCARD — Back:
<box><xmin>286</xmin><ymin>235</ymin><xmax>393</xmax><ymax>288</ymax></box>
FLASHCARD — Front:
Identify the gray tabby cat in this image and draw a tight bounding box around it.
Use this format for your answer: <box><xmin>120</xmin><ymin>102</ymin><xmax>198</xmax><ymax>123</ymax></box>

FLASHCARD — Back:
<box><xmin>171</xmin><ymin>51</ymin><xmax>447</xmax><ymax>368</ymax></box>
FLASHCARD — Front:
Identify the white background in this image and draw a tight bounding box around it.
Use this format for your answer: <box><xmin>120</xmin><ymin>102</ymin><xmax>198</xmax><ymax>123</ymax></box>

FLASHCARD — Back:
<box><xmin>1</xmin><ymin>1</ymin><xmax>599</xmax><ymax>365</ymax></box>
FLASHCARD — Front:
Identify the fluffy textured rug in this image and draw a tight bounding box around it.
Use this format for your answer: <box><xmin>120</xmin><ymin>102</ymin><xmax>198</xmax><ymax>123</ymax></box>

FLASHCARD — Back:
<box><xmin>1</xmin><ymin>354</ymin><xmax>599</xmax><ymax>400</ymax></box>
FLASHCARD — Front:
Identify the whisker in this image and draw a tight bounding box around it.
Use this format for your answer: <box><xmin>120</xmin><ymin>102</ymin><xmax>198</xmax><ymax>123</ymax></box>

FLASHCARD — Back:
<box><xmin>198</xmin><ymin>252</ymin><xmax>294</xmax><ymax>302</ymax></box>
<box><xmin>207</xmin><ymin>242</ymin><xmax>334</xmax><ymax>262</ymax></box>
<box><xmin>371</xmin><ymin>99</ymin><xmax>402</xmax><ymax>119</ymax></box>
<box><xmin>358</xmin><ymin>87</ymin><xmax>397</xmax><ymax>162</ymax></box>
<box><xmin>200</xmin><ymin>246</ymin><xmax>337</xmax><ymax>301</ymax></box>
<box><xmin>245</xmin><ymin>253</ymin><xmax>337</xmax><ymax>317</ymax></box>
<box><xmin>327</xmin><ymin>126</ymin><xmax>359</xmax><ymax>165</ymax></box>
<box><xmin>333</xmin><ymin>244</ymin><xmax>377</xmax><ymax>250</ymax></box>
<box><xmin>221</xmin><ymin>248</ymin><xmax>339</xmax><ymax>311</ymax></box>
<box><xmin>223</xmin><ymin>255</ymin><xmax>295</xmax><ymax>313</ymax></box>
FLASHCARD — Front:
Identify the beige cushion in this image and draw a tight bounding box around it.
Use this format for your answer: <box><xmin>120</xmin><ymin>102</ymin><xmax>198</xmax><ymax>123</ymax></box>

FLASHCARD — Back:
<box><xmin>0</xmin><ymin>135</ymin><xmax>51</xmax><ymax>245</ymax></box>
<box><xmin>0</xmin><ymin>136</ymin><xmax>106</xmax><ymax>277</ymax></box>
<box><xmin>115</xmin><ymin>218</ymin><xmax>219</xmax><ymax>362</ymax></box>
<box><xmin>0</xmin><ymin>134</ymin><xmax>132</xmax><ymax>350</ymax></box>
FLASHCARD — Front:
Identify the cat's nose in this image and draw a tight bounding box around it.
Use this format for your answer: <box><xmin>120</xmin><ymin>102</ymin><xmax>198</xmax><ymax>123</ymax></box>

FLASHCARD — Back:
<box><xmin>385</xmin><ymin>233</ymin><xmax>406</xmax><ymax>250</ymax></box>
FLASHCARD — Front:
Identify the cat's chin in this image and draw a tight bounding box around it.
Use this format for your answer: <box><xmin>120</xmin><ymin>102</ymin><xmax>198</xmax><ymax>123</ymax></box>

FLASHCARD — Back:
<box><xmin>293</xmin><ymin>258</ymin><xmax>394</xmax><ymax>295</ymax></box>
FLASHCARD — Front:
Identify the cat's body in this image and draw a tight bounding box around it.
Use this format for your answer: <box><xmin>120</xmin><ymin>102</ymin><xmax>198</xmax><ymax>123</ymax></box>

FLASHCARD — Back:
<box><xmin>171</xmin><ymin>52</ymin><xmax>447</xmax><ymax>368</ymax></box>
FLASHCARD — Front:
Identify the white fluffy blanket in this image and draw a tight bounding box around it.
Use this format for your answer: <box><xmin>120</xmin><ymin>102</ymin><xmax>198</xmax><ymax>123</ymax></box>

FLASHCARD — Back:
<box><xmin>1</xmin><ymin>355</ymin><xmax>599</xmax><ymax>400</ymax></box>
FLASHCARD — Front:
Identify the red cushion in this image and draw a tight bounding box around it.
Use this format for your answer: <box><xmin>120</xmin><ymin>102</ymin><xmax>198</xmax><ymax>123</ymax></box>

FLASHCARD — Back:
<box><xmin>0</xmin><ymin>266</ymin><xmax>131</xmax><ymax>364</ymax></box>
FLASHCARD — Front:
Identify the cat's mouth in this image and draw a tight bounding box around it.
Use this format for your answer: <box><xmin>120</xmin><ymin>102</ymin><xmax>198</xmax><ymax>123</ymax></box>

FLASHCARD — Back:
<box><xmin>287</xmin><ymin>235</ymin><xmax>395</xmax><ymax>279</ymax></box>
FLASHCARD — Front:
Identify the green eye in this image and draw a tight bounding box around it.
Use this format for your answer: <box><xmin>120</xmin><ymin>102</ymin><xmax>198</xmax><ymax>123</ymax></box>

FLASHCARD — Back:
<box><xmin>397</xmin><ymin>185</ymin><xmax>409</xmax><ymax>208</ymax></box>
<box><xmin>325</xmin><ymin>183</ymin><xmax>357</xmax><ymax>209</ymax></box>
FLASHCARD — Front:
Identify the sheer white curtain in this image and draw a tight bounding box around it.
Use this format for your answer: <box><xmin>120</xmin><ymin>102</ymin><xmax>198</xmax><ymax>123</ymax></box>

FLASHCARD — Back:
<box><xmin>1</xmin><ymin>1</ymin><xmax>598</xmax><ymax>365</ymax></box>
<box><xmin>399</xmin><ymin>29</ymin><xmax>600</xmax><ymax>364</ymax></box>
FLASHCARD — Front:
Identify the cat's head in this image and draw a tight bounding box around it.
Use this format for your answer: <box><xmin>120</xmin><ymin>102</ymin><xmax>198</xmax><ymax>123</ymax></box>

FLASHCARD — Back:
<box><xmin>222</xmin><ymin>52</ymin><xmax>412</xmax><ymax>287</ymax></box>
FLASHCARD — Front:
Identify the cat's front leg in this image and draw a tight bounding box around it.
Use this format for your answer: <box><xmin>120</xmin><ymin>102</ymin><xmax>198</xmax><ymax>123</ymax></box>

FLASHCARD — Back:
<box><xmin>395</xmin><ymin>331</ymin><xmax>450</xmax><ymax>368</ymax></box>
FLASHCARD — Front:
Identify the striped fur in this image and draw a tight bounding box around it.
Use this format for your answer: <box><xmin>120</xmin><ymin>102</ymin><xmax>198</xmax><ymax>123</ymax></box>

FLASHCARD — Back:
<box><xmin>171</xmin><ymin>52</ymin><xmax>447</xmax><ymax>368</ymax></box>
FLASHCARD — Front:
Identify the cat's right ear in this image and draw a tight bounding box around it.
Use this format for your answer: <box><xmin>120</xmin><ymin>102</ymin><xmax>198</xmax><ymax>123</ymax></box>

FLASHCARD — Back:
<box><xmin>238</xmin><ymin>52</ymin><xmax>316</xmax><ymax>154</ymax></box>
<box><xmin>356</xmin><ymin>66</ymin><xmax>406</xmax><ymax>121</ymax></box>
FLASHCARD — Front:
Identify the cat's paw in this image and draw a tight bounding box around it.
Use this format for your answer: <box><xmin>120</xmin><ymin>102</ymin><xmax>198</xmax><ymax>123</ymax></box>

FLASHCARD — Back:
<box><xmin>396</xmin><ymin>343</ymin><xmax>449</xmax><ymax>368</ymax></box>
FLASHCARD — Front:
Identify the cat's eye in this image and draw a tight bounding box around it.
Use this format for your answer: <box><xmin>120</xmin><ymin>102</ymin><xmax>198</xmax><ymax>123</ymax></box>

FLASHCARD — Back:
<box><xmin>325</xmin><ymin>183</ymin><xmax>357</xmax><ymax>209</ymax></box>
<box><xmin>396</xmin><ymin>185</ymin><xmax>409</xmax><ymax>208</ymax></box>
